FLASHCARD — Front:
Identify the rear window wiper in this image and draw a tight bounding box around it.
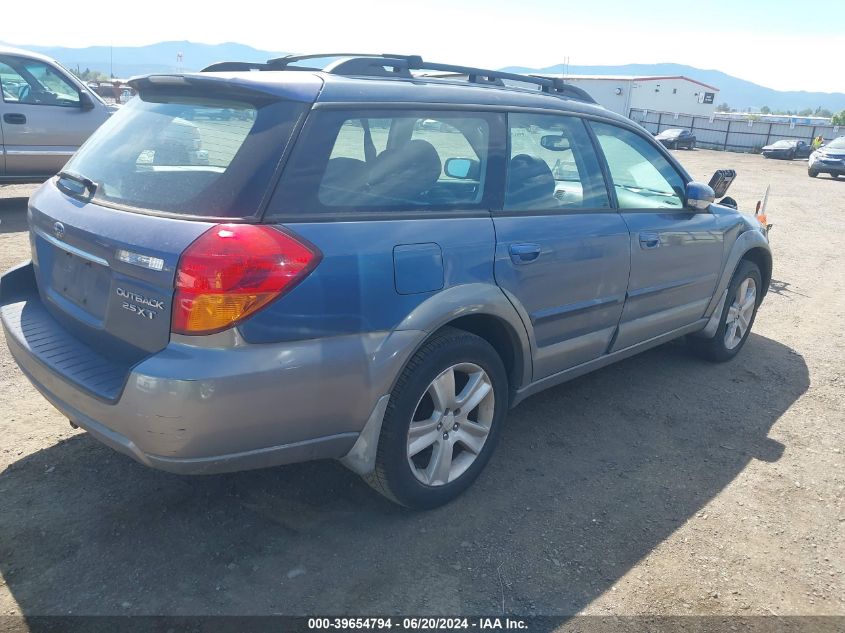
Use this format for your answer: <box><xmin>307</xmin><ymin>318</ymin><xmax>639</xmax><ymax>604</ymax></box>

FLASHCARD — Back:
<box><xmin>57</xmin><ymin>170</ymin><xmax>98</xmax><ymax>196</ymax></box>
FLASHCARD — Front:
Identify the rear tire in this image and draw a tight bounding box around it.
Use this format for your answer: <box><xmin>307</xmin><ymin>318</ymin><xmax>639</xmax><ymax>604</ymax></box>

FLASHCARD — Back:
<box><xmin>688</xmin><ymin>260</ymin><xmax>762</xmax><ymax>363</ymax></box>
<box><xmin>365</xmin><ymin>328</ymin><xmax>508</xmax><ymax>509</ymax></box>
<box><xmin>808</xmin><ymin>169</ymin><xmax>819</xmax><ymax>178</ymax></box>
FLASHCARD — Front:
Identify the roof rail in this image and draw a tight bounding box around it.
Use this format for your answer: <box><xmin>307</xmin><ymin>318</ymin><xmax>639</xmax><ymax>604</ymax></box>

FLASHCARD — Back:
<box><xmin>200</xmin><ymin>54</ymin><xmax>597</xmax><ymax>104</ymax></box>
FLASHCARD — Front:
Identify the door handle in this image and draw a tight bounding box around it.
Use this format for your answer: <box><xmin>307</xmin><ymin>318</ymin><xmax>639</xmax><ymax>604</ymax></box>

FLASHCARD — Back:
<box><xmin>639</xmin><ymin>232</ymin><xmax>660</xmax><ymax>249</ymax></box>
<box><xmin>509</xmin><ymin>243</ymin><xmax>541</xmax><ymax>264</ymax></box>
<box><xmin>3</xmin><ymin>113</ymin><xmax>26</xmax><ymax>124</ymax></box>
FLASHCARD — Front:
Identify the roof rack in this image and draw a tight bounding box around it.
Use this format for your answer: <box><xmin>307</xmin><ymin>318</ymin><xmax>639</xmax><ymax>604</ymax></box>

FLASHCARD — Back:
<box><xmin>201</xmin><ymin>54</ymin><xmax>597</xmax><ymax>104</ymax></box>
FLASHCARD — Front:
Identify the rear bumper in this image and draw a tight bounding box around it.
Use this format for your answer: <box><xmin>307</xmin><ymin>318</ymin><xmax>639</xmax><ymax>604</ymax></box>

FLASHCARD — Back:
<box><xmin>10</xmin><ymin>348</ymin><xmax>358</xmax><ymax>474</ymax></box>
<box><xmin>1</xmin><ymin>262</ymin><xmax>406</xmax><ymax>474</ymax></box>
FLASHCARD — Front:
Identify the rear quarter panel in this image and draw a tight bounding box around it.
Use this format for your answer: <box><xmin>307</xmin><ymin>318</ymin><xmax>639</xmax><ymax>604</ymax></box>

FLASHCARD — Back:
<box><xmin>238</xmin><ymin>217</ymin><xmax>498</xmax><ymax>342</ymax></box>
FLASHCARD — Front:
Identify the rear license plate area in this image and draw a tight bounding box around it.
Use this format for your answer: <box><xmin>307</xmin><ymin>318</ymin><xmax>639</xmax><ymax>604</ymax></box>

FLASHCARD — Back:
<box><xmin>52</xmin><ymin>250</ymin><xmax>110</xmax><ymax>314</ymax></box>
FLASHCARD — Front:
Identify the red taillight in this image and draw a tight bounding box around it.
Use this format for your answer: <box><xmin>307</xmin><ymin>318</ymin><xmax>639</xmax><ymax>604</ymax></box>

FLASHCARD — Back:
<box><xmin>172</xmin><ymin>224</ymin><xmax>320</xmax><ymax>335</ymax></box>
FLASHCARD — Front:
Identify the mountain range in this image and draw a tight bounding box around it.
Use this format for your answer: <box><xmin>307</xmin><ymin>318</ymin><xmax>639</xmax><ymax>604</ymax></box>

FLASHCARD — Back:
<box><xmin>3</xmin><ymin>41</ymin><xmax>843</xmax><ymax>112</ymax></box>
<box><xmin>2</xmin><ymin>41</ymin><xmax>285</xmax><ymax>79</ymax></box>
<box><xmin>504</xmin><ymin>63</ymin><xmax>845</xmax><ymax>113</ymax></box>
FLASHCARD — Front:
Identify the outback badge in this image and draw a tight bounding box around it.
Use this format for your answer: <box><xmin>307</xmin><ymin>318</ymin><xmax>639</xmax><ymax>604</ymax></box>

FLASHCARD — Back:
<box><xmin>116</xmin><ymin>287</ymin><xmax>165</xmax><ymax>320</ymax></box>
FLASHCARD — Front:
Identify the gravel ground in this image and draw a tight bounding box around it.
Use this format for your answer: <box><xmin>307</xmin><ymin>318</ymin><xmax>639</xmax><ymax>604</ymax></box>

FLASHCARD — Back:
<box><xmin>0</xmin><ymin>150</ymin><xmax>842</xmax><ymax>620</ymax></box>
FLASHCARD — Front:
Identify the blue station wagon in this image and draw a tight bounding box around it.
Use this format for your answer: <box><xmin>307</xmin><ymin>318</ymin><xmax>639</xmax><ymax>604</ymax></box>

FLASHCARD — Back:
<box><xmin>0</xmin><ymin>54</ymin><xmax>772</xmax><ymax>508</ymax></box>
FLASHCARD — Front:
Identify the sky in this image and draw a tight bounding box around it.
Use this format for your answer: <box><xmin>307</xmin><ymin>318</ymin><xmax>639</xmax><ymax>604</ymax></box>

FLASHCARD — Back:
<box><xmin>4</xmin><ymin>0</ymin><xmax>844</xmax><ymax>93</ymax></box>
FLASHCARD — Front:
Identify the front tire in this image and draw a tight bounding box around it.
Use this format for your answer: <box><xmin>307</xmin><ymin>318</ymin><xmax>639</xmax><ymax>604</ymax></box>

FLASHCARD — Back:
<box><xmin>365</xmin><ymin>328</ymin><xmax>508</xmax><ymax>509</ymax></box>
<box><xmin>688</xmin><ymin>260</ymin><xmax>762</xmax><ymax>363</ymax></box>
<box><xmin>808</xmin><ymin>169</ymin><xmax>819</xmax><ymax>178</ymax></box>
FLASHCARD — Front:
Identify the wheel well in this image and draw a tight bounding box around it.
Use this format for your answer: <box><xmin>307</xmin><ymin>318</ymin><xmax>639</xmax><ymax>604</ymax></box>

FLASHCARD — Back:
<box><xmin>442</xmin><ymin>314</ymin><xmax>525</xmax><ymax>393</ymax></box>
<box><xmin>741</xmin><ymin>247</ymin><xmax>772</xmax><ymax>296</ymax></box>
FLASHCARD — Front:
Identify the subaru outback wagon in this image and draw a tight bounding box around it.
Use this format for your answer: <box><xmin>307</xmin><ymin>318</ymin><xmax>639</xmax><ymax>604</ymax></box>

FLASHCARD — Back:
<box><xmin>0</xmin><ymin>54</ymin><xmax>772</xmax><ymax>509</ymax></box>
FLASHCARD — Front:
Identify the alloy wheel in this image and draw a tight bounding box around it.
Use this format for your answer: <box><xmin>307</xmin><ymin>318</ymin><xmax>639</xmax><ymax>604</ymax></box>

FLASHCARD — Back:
<box><xmin>406</xmin><ymin>363</ymin><xmax>495</xmax><ymax>486</ymax></box>
<box><xmin>724</xmin><ymin>277</ymin><xmax>757</xmax><ymax>350</ymax></box>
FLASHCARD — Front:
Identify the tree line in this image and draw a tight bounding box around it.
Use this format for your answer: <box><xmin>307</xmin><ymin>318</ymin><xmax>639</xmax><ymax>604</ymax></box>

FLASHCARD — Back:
<box><xmin>70</xmin><ymin>67</ymin><xmax>113</xmax><ymax>83</ymax></box>
<box><xmin>716</xmin><ymin>103</ymin><xmax>843</xmax><ymax>122</ymax></box>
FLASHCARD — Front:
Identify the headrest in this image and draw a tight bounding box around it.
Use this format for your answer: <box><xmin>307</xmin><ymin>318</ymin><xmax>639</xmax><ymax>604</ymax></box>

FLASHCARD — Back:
<box><xmin>368</xmin><ymin>140</ymin><xmax>442</xmax><ymax>203</ymax></box>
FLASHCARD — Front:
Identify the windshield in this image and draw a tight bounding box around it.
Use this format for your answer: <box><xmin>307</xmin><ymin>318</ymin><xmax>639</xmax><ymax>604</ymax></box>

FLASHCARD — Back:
<box><xmin>61</xmin><ymin>90</ymin><xmax>305</xmax><ymax>218</ymax></box>
<box><xmin>771</xmin><ymin>140</ymin><xmax>793</xmax><ymax>148</ymax></box>
<box><xmin>826</xmin><ymin>137</ymin><xmax>845</xmax><ymax>150</ymax></box>
<box><xmin>660</xmin><ymin>129</ymin><xmax>684</xmax><ymax>138</ymax></box>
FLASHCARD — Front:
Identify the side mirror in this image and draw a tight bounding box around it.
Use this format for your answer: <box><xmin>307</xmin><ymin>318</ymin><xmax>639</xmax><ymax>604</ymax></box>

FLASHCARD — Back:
<box><xmin>685</xmin><ymin>181</ymin><xmax>715</xmax><ymax>211</ymax></box>
<box><xmin>539</xmin><ymin>135</ymin><xmax>571</xmax><ymax>151</ymax></box>
<box><xmin>444</xmin><ymin>157</ymin><xmax>480</xmax><ymax>180</ymax></box>
<box><xmin>79</xmin><ymin>91</ymin><xmax>96</xmax><ymax>111</ymax></box>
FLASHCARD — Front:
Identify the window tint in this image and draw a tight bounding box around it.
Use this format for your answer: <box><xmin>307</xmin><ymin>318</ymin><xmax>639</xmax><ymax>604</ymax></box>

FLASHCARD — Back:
<box><xmin>62</xmin><ymin>93</ymin><xmax>304</xmax><ymax>217</ymax></box>
<box><xmin>410</xmin><ymin>118</ymin><xmax>481</xmax><ymax>181</ymax></box>
<box><xmin>273</xmin><ymin>110</ymin><xmax>496</xmax><ymax>215</ymax></box>
<box><xmin>329</xmin><ymin>119</ymin><xmax>390</xmax><ymax>161</ymax></box>
<box><xmin>0</xmin><ymin>56</ymin><xmax>79</xmax><ymax>107</ymax></box>
<box><xmin>505</xmin><ymin>113</ymin><xmax>609</xmax><ymax>211</ymax></box>
<box><xmin>591</xmin><ymin>122</ymin><xmax>686</xmax><ymax>210</ymax></box>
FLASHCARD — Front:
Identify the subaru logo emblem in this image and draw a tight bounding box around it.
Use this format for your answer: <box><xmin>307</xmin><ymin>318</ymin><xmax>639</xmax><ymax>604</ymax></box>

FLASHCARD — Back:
<box><xmin>53</xmin><ymin>222</ymin><xmax>65</xmax><ymax>239</ymax></box>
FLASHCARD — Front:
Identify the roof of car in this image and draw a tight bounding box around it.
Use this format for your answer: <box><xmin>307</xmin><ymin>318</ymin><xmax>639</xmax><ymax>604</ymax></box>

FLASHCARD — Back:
<box><xmin>186</xmin><ymin>70</ymin><xmax>631</xmax><ymax>125</ymax></box>
<box><xmin>315</xmin><ymin>73</ymin><xmax>620</xmax><ymax>115</ymax></box>
<box><xmin>0</xmin><ymin>45</ymin><xmax>60</xmax><ymax>64</ymax></box>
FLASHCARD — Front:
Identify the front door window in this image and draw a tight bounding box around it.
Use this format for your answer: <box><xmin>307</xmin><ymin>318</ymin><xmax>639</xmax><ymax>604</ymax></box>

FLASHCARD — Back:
<box><xmin>590</xmin><ymin>122</ymin><xmax>685</xmax><ymax>209</ymax></box>
<box><xmin>0</xmin><ymin>56</ymin><xmax>80</xmax><ymax>107</ymax></box>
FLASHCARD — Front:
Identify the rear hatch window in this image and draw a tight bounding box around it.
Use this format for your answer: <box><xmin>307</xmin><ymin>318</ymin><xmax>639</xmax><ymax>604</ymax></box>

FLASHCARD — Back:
<box><xmin>21</xmin><ymin>80</ymin><xmax>313</xmax><ymax>388</ymax></box>
<box><xmin>60</xmin><ymin>86</ymin><xmax>307</xmax><ymax>219</ymax></box>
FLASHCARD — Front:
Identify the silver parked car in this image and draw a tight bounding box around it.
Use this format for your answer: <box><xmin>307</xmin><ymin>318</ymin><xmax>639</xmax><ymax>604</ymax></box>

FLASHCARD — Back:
<box><xmin>808</xmin><ymin>136</ymin><xmax>845</xmax><ymax>179</ymax></box>
<box><xmin>0</xmin><ymin>46</ymin><xmax>113</xmax><ymax>184</ymax></box>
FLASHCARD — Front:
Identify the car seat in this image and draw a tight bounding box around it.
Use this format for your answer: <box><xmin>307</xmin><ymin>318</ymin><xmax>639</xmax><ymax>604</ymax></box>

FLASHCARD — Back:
<box><xmin>506</xmin><ymin>154</ymin><xmax>557</xmax><ymax>209</ymax></box>
<box><xmin>367</xmin><ymin>140</ymin><xmax>442</xmax><ymax>204</ymax></box>
<box><xmin>319</xmin><ymin>157</ymin><xmax>370</xmax><ymax>205</ymax></box>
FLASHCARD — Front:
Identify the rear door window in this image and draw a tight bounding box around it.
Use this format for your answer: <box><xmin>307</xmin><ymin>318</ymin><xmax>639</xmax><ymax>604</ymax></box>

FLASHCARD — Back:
<box><xmin>505</xmin><ymin>113</ymin><xmax>610</xmax><ymax>211</ymax></box>
<box><xmin>328</xmin><ymin>119</ymin><xmax>390</xmax><ymax>161</ymax></box>
<box><xmin>60</xmin><ymin>91</ymin><xmax>306</xmax><ymax>218</ymax></box>
<box><xmin>270</xmin><ymin>109</ymin><xmax>501</xmax><ymax>217</ymax></box>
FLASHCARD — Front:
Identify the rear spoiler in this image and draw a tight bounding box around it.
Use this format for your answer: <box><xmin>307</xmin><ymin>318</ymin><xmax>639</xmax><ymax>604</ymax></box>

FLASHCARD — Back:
<box><xmin>127</xmin><ymin>73</ymin><xmax>321</xmax><ymax>104</ymax></box>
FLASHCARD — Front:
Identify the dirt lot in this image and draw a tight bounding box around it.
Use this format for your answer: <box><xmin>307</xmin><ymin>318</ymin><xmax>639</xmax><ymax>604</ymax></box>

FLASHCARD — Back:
<box><xmin>0</xmin><ymin>150</ymin><xmax>842</xmax><ymax>621</ymax></box>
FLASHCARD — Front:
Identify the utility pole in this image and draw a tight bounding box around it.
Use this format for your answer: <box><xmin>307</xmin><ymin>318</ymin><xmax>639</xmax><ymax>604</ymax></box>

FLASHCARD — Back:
<box><xmin>110</xmin><ymin>45</ymin><xmax>113</xmax><ymax>79</ymax></box>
